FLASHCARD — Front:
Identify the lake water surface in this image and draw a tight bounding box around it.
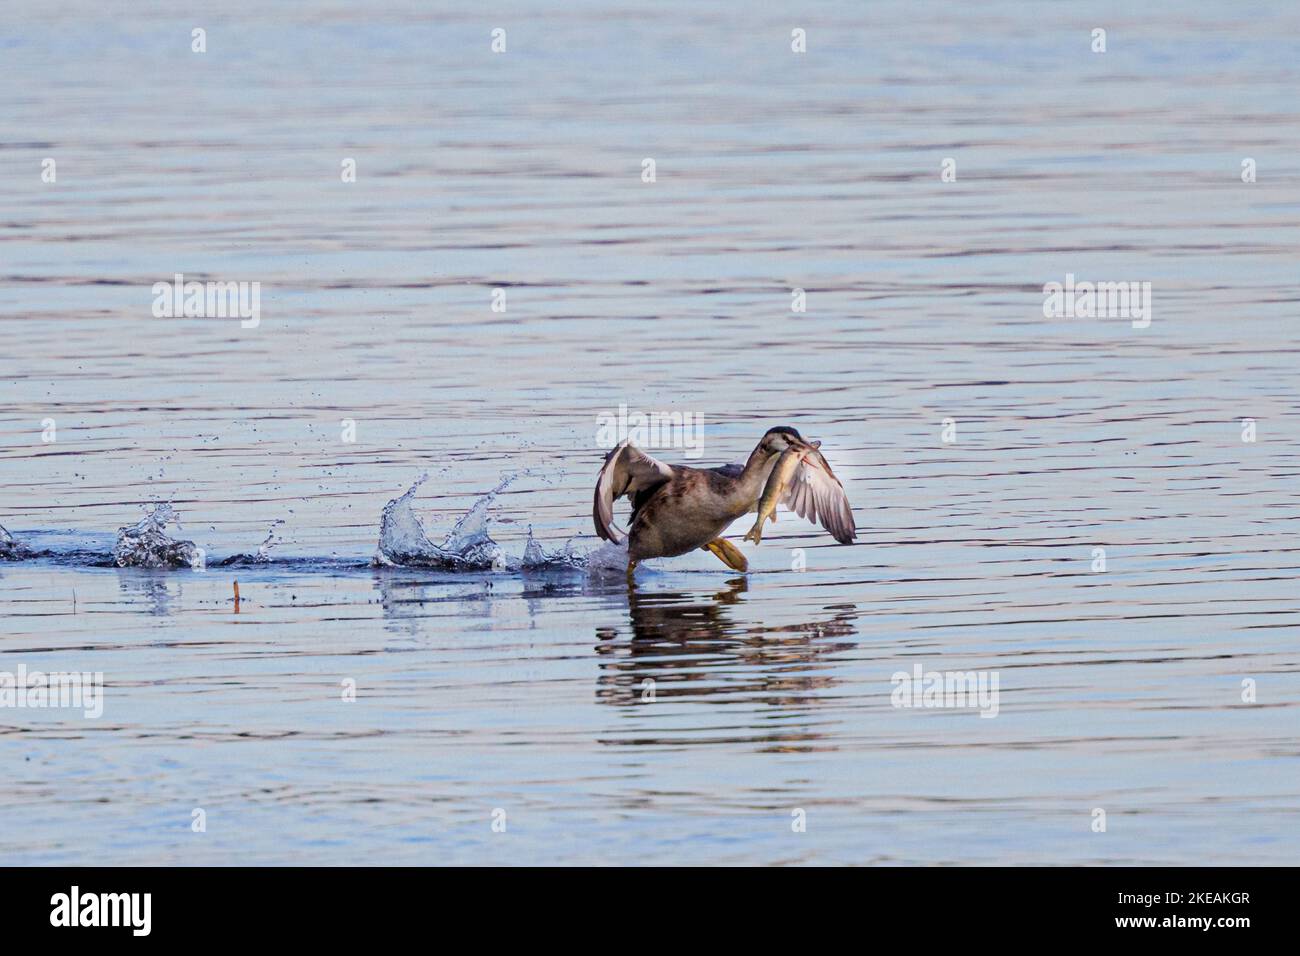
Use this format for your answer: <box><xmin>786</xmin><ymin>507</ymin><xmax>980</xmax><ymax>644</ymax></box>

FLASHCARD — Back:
<box><xmin>2</xmin><ymin>1</ymin><xmax>1299</xmax><ymax>864</ymax></box>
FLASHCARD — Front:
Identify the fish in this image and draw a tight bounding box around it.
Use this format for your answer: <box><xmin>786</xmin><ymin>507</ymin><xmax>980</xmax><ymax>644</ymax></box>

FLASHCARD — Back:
<box><xmin>744</xmin><ymin>448</ymin><xmax>806</xmax><ymax>544</ymax></box>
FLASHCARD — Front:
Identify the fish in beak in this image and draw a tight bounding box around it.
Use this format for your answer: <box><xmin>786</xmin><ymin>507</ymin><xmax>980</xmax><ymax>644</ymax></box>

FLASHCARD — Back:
<box><xmin>745</xmin><ymin>446</ymin><xmax>809</xmax><ymax>545</ymax></box>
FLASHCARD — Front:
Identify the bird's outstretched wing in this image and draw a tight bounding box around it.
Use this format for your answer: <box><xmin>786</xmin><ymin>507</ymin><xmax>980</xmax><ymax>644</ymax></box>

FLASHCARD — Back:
<box><xmin>593</xmin><ymin>441</ymin><xmax>675</xmax><ymax>543</ymax></box>
<box><xmin>781</xmin><ymin>447</ymin><xmax>856</xmax><ymax>544</ymax></box>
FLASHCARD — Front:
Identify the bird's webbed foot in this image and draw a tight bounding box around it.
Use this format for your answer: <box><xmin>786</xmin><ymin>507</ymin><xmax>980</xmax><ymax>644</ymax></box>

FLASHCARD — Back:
<box><xmin>701</xmin><ymin>538</ymin><xmax>749</xmax><ymax>573</ymax></box>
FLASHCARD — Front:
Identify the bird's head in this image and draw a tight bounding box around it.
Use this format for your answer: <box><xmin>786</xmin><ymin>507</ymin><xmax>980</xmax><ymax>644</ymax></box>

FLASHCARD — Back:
<box><xmin>759</xmin><ymin>425</ymin><xmax>820</xmax><ymax>457</ymax></box>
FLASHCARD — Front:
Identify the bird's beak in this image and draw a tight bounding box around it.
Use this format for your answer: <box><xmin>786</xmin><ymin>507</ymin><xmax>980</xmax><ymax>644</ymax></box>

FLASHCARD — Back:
<box><xmin>788</xmin><ymin>437</ymin><xmax>819</xmax><ymax>455</ymax></box>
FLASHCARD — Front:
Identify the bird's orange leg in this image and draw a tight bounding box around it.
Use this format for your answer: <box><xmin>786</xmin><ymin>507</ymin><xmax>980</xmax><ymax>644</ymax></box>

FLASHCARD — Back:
<box><xmin>701</xmin><ymin>538</ymin><xmax>748</xmax><ymax>572</ymax></box>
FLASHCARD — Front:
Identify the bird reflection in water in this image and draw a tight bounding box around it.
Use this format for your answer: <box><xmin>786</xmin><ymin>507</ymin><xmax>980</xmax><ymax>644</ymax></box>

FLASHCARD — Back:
<box><xmin>595</xmin><ymin>577</ymin><xmax>859</xmax><ymax>750</ymax></box>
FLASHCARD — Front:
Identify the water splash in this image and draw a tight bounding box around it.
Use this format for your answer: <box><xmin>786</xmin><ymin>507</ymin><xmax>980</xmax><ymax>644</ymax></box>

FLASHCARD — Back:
<box><xmin>113</xmin><ymin>503</ymin><xmax>200</xmax><ymax>569</ymax></box>
<box><xmin>0</xmin><ymin>524</ymin><xmax>25</xmax><ymax>560</ymax></box>
<box><xmin>520</xmin><ymin>526</ymin><xmax>588</xmax><ymax>570</ymax></box>
<box><xmin>375</xmin><ymin>475</ymin><xmax>510</xmax><ymax>570</ymax></box>
<box><xmin>256</xmin><ymin>520</ymin><xmax>286</xmax><ymax>563</ymax></box>
<box><xmin>584</xmin><ymin>540</ymin><xmax>631</xmax><ymax>577</ymax></box>
<box><xmin>5</xmin><ymin>478</ymin><xmax>607</xmax><ymax>576</ymax></box>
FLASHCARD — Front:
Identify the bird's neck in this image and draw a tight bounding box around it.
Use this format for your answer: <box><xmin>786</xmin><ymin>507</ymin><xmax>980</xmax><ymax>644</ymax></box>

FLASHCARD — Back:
<box><xmin>737</xmin><ymin>448</ymin><xmax>780</xmax><ymax>501</ymax></box>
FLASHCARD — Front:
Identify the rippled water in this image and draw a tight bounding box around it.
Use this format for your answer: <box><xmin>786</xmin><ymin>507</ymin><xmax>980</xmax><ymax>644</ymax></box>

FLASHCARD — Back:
<box><xmin>2</xmin><ymin>1</ymin><xmax>1299</xmax><ymax>864</ymax></box>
